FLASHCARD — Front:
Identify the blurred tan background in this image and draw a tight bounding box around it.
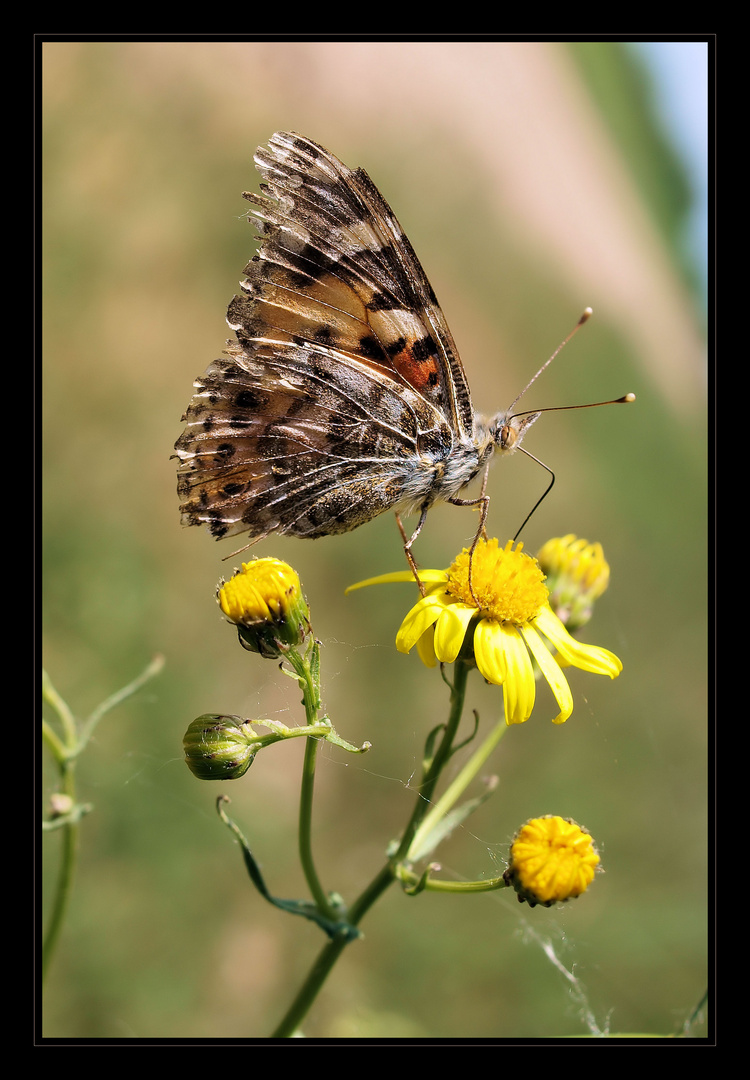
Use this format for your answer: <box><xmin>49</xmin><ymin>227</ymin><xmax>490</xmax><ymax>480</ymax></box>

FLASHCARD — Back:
<box><xmin>42</xmin><ymin>40</ymin><xmax>708</xmax><ymax>1040</ymax></box>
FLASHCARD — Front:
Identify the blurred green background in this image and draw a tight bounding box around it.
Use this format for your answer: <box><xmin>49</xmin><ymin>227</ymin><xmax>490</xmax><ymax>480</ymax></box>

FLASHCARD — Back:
<box><xmin>42</xmin><ymin>41</ymin><xmax>708</xmax><ymax>1040</ymax></box>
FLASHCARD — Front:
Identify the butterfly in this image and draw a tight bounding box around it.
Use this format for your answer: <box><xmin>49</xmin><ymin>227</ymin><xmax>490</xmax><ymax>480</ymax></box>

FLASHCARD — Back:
<box><xmin>174</xmin><ymin>131</ymin><xmax>543</xmax><ymax>572</ymax></box>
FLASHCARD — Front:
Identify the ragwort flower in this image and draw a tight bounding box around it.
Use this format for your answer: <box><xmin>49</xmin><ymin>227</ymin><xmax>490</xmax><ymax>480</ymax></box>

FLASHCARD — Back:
<box><xmin>350</xmin><ymin>538</ymin><xmax>621</xmax><ymax>725</ymax></box>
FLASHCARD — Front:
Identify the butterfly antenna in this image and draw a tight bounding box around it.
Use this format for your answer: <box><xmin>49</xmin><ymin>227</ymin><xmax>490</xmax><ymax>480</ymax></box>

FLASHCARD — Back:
<box><xmin>506</xmin><ymin>307</ymin><xmax>593</xmax><ymax>416</ymax></box>
<box><xmin>512</xmin><ymin>449</ymin><xmax>555</xmax><ymax>541</ymax></box>
<box><xmin>510</xmin><ymin>392</ymin><xmax>636</xmax><ymax>426</ymax></box>
<box><xmin>511</xmin><ymin>393</ymin><xmax>635</xmax><ymax>538</ymax></box>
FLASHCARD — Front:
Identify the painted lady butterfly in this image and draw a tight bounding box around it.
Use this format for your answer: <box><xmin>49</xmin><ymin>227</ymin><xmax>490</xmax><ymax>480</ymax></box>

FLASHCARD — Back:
<box><xmin>175</xmin><ymin>131</ymin><xmax>543</xmax><ymax>567</ymax></box>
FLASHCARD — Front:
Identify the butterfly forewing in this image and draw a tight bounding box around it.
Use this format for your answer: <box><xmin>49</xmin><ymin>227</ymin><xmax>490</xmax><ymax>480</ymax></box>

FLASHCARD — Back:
<box><xmin>245</xmin><ymin>133</ymin><xmax>474</xmax><ymax>435</ymax></box>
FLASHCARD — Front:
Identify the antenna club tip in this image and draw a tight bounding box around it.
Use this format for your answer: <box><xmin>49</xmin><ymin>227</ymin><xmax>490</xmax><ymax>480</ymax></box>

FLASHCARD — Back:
<box><xmin>624</xmin><ymin>392</ymin><xmax>636</xmax><ymax>403</ymax></box>
<box><xmin>581</xmin><ymin>307</ymin><xmax>593</xmax><ymax>322</ymax></box>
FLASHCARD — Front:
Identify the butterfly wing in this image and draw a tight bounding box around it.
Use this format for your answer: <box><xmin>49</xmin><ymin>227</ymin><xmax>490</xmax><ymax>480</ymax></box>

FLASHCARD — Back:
<box><xmin>175</xmin><ymin>131</ymin><xmax>475</xmax><ymax>542</ymax></box>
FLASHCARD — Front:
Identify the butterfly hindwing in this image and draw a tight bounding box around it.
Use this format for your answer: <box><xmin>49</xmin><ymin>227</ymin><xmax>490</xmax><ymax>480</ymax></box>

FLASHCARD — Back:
<box><xmin>175</xmin><ymin>343</ymin><xmax>452</xmax><ymax>540</ymax></box>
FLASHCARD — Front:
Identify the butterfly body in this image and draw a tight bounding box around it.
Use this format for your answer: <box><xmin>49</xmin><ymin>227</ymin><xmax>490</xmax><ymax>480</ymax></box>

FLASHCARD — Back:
<box><xmin>175</xmin><ymin>132</ymin><xmax>538</xmax><ymax>546</ymax></box>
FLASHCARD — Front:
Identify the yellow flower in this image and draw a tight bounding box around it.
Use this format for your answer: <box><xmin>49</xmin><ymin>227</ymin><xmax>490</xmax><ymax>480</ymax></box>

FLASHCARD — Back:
<box><xmin>349</xmin><ymin>538</ymin><xmax>621</xmax><ymax>725</ymax></box>
<box><xmin>503</xmin><ymin>816</ymin><xmax>600</xmax><ymax>907</ymax></box>
<box><xmin>218</xmin><ymin>558</ymin><xmax>309</xmax><ymax>657</ymax></box>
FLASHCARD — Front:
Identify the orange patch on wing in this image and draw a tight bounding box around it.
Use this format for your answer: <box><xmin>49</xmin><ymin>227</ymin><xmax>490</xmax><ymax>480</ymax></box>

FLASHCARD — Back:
<box><xmin>391</xmin><ymin>345</ymin><xmax>440</xmax><ymax>391</ymax></box>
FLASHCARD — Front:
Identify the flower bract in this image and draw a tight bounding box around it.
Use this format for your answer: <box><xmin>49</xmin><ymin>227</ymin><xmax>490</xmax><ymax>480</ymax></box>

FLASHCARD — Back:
<box><xmin>183</xmin><ymin>714</ymin><xmax>259</xmax><ymax>780</ymax></box>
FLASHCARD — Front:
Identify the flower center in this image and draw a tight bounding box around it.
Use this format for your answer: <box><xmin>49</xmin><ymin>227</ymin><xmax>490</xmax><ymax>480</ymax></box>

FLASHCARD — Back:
<box><xmin>446</xmin><ymin>539</ymin><xmax>549</xmax><ymax>624</ymax></box>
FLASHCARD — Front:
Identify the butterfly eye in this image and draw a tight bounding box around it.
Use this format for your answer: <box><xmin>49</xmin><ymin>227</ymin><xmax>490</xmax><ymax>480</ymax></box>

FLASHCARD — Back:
<box><xmin>499</xmin><ymin>422</ymin><xmax>515</xmax><ymax>451</ymax></box>
<box><xmin>491</xmin><ymin>412</ymin><xmax>542</xmax><ymax>461</ymax></box>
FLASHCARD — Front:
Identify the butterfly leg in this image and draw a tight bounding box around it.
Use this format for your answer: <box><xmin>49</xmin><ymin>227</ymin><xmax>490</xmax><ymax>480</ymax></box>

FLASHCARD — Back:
<box><xmin>224</xmin><ymin>537</ymin><xmax>260</xmax><ymax>561</ymax></box>
<box><xmin>476</xmin><ymin>461</ymin><xmax>491</xmax><ymax>543</ymax></box>
<box><xmin>446</xmin><ymin>498</ymin><xmax>489</xmax><ymax>606</ymax></box>
<box><xmin>447</xmin><ymin>466</ymin><xmax>491</xmax><ymax>606</ymax></box>
<box><xmin>396</xmin><ymin>509</ymin><xmax>428</xmax><ymax>597</ymax></box>
<box><xmin>467</xmin><ymin>496</ymin><xmax>489</xmax><ymax>605</ymax></box>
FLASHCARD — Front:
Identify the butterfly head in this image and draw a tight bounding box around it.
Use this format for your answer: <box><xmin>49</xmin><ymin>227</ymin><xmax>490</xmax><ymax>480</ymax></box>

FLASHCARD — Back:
<box><xmin>484</xmin><ymin>410</ymin><xmax>541</xmax><ymax>457</ymax></box>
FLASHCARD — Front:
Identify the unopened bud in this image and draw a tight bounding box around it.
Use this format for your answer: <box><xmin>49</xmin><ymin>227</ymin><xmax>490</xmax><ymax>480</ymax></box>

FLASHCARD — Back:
<box><xmin>183</xmin><ymin>714</ymin><xmax>259</xmax><ymax>780</ymax></box>
<box><xmin>536</xmin><ymin>535</ymin><xmax>610</xmax><ymax>631</ymax></box>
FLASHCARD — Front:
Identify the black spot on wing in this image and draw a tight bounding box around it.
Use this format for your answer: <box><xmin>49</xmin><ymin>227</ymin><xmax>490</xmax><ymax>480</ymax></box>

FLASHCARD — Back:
<box><xmin>411</xmin><ymin>335</ymin><xmax>438</xmax><ymax>363</ymax></box>
<box><xmin>234</xmin><ymin>388</ymin><xmax>267</xmax><ymax>410</ymax></box>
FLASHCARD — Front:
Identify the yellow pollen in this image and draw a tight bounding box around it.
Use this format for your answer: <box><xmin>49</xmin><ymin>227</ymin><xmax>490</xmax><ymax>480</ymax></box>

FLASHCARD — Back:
<box><xmin>447</xmin><ymin>539</ymin><xmax>549</xmax><ymax>624</ymax></box>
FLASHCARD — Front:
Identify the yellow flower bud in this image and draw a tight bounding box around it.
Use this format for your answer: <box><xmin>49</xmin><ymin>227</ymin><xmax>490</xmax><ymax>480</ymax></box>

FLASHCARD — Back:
<box><xmin>503</xmin><ymin>816</ymin><xmax>600</xmax><ymax>907</ymax></box>
<box><xmin>536</xmin><ymin>535</ymin><xmax>610</xmax><ymax>631</ymax></box>
<box><xmin>217</xmin><ymin>558</ymin><xmax>309</xmax><ymax>658</ymax></box>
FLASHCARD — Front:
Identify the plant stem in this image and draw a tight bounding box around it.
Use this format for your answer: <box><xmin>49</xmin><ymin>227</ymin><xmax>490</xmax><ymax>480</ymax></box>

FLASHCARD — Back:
<box><xmin>42</xmin><ymin>759</ymin><xmax>78</xmax><ymax>986</ymax></box>
<box><xmin>392</xmin><ymin>659</ymin><xmax>470</xmax><ymax>861</ymax></box>
<box><xmin>408</xmin><ymin>716</ymin><xmax>507</xmax><ymax>861</ymax></box>
<box><xmin>298</xmin><ymin>733</ymin><xmax>337</xmax><ymax>919</ymax></box>
<box><xmin>270</xmin><ymin>660</ymin><xmax>471</xmax><ymax>1037</ymax></box>
<box><xmin>291</xmin><ymin>642</ymin><xmax>339</xmax><ymax>920</ymax></box>
<box><xmin>41</xmin><ymin>659</ymin><xmax>164</xmax><ymax>986</ymax></box>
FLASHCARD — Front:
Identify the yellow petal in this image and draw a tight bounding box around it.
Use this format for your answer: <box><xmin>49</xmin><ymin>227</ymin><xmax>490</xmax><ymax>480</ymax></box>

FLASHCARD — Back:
<box><xmin>433</xmin><ymin>603</ymin><xmax>476</xmax><ymax>663</ymax></box>
<box><xmin>415</xmin><ymin>624</ymin><xmax>438</xmax><ymax>668</ymax></box>
<box><xmin>472</xmin><ymin>617</ymin><xmax>507</xmax><ymax>685</ymax></box>
<box><xmin>520</xmin><ymin>624</ymin><xmax>574</xmax><ymax>724</ymax></box>
<box><xmin>534</xmin><ymin>607</ymin><xmax>622</xmax><ymax>678</ymax></box>
<box><xmin>395</xmin><ymin>592</ymin><xmax>452</xmax><ymax>654</ymax></box>
<box><xmin>474</xmin><ymin>620</ymin><xmax>536</xmax><ymax>724</ymax></box>
<box><xmin>346</xmin><ymin>569</ymin><xmax>448</xmax><ymax>594</ymax></box>
<box><xmin>499</xmin><ymin>624</ymin><xmax>537</xmax><ymax>724</ymax></box>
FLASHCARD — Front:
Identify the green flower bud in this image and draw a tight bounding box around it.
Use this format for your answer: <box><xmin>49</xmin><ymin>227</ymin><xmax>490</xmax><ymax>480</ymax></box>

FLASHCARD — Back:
<box><xmin>183</xmin><ymin>714</ymin><xmax>259</xmax><ymax>781</ymax></box>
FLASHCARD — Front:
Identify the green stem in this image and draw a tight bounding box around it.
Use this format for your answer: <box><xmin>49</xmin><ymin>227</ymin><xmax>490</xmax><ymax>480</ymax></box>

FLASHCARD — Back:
<box><xmin>392</xmin><ymin>659</ymin><xmax>470</xmax><ymax>862</ymax></box>
<box><xmin>77</xmin><ymin>654</ymin><xmax>164</xmax><ymax>754</ymax></box>
<box><xmin>396</xmin><ymin>866</ymin><xmax>506</xmax><ymax>893</ymax></box>
<box><xmin>41</xmin><ymin>659</ymin><xmax>164</xmax><ymax>987</ymax></box>
<box><xmin>42</xmin><ymin>670</ymin><xmax>77</xmax><ymax>751</ymax></box>
<box><xmin>269</xmin><ymin>927</ymin><xmax>356</xmax><ymax>1038</ymax></box>
<box><xmin>408</xmin><ymin>716</ymin><xmax>507</xmax><ymax>861</ymax></box>
<box><xmin>298</xmin><ymin>734</ymin><xmax>337</xmax><ymax>919</ymax></box>
<box><xmin>270</xmin><ymin>866</ymin><xmax>394</xmax><ymax>1038</ymax></box>
<box><xmin>270</xmin><ymin>660</ymin><xmax>471</xmax><ymax>1038</ymax></box>
<box><xmin>42</xmin><ymin>760</ymin><xmax>78</xmax><ymax>987</ymax></box>
<box><xmin>289</xmin><ymin>643</ymin><xmax>338</xmax><ymax>921</ymax></box>
<box><xmin>41</xmin><ymin>718</ymin><xmax>68</xmax><ymax>764</ymax></box>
